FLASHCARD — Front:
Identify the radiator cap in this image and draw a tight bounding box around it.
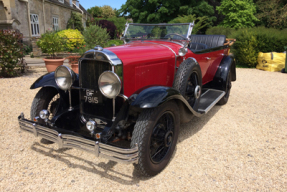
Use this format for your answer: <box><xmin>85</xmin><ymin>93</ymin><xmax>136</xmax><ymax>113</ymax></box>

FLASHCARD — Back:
<box><xmin>94</xmin><ymin>45</ymin><xmax>103</xmax><ymax>51</ymax></box>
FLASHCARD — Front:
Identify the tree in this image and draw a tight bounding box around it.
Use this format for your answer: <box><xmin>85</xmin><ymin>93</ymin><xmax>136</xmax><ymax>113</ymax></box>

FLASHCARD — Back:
<box><xmin>119</xmin><ymin>0</ymin><xmax>217</xmax><ymax>25</ymax></box>
<box><xmin>96</xmin><ymin>20</ymin><xmax>117</xmax><ymax>39</ymax></box>
<box><xmin>256</xmin><ymin>0</ymin><xmax>287</xmax><ymax>29</ymax></box>
<box><xmin>87</xmin><ymin>5</ymin><xmax>116</xmax><ymax>19</ymax></box>
<box><xmin>169</xmin><ymin>15</ymin><xmax>211</xmax><ymax>34</ymax></box>
<box><xmin>67</xmin><ymin>12</ymin><xmax>84</xmax><ymax>32</ymax></box>
<box><xmin>216</xmin><ymin>0</ymin><xmax>259</xmax><ymax>29</ymax></box>
<box><xmin>100</xmin><ymin>5</ymin><xmax>116</xmax><ymax>18</ymax></box>
<box><xmin>87</xmin><ymin>6</ymin><xmax>102</xmax><ymax>18</ymax></box>
<box><xmin>83</xmin><ymin>25</ymin><xmax>110</xmax><ymax>49</ymax></box>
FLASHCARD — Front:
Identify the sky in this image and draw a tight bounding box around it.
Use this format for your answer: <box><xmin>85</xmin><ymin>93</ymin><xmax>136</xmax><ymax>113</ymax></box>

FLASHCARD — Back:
<box><xmin>79</xmin><ymin>0</ymin><xmax>127</xmax><ymax>10</ymax></box>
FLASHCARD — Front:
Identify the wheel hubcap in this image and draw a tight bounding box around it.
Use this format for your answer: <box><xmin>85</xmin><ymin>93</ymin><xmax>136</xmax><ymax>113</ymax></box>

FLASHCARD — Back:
<box><xmin>164</xmin><ymin>131</ymin><xmax>173</xmax><ymax>147</ymax></box>
<box><xmin>194</xmin><ymin>85</ymin><xmax>201</xmax><ymax>99</ymax></box>
<box><xmin>185</xmin><ymin>72</ymin><xmax>200</xmax><ymax>107</ymax></box>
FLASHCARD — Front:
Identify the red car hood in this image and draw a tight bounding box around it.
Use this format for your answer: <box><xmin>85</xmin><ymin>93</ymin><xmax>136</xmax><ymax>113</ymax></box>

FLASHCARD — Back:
<box><xmin>106</xmin><ymin>41</ymin><xmax>183</xmax><ymax>65</ymax></box>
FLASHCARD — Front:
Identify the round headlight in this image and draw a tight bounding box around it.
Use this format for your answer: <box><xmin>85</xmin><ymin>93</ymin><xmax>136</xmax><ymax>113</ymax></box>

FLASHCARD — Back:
<box><xmin>55</xmin><ymin>66</ymin><xmax>75</xmax><ymax>91</ymax></box>
<box><xmin>178</xmin><ymin>47</ymin><xmax>188</xmax><ymax>56</ymax></box>
<box><xmin>98</xmin><ymin>71</ymin><xmax>121</xmax><ymax>99</ymax></box>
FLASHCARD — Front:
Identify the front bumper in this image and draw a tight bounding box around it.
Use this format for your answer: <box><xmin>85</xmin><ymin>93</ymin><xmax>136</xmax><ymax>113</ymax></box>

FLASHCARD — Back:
<box><xmin>18</xmin><ymin>113</ymin><xmax>138</xmax><ymax>164</ymax></box>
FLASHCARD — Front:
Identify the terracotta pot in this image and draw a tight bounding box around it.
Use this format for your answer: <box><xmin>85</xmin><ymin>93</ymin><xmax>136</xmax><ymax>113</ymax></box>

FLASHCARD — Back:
<box><xmin>70</xmin><ymin>64</ymin><xmax>79</xmax><ymax>74</ymax></box>
<box><xmin>67</xmin><ymin>56</ymin><xmax>80</xmax><ymax>74</ymax></box>
<box><xmin>43</xmin><ymin>58</ymin><xmax>65</xmax><ymax>72</ymax></box>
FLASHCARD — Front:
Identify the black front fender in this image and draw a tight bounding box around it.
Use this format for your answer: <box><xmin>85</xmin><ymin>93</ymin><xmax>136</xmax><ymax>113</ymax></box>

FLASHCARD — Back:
<box><xmin>30</xmin><ymin>72</ymin><xmax>79</xmax><ymax>90</ymax></box>
<box><xmin>30</xmin><ymin>72</ymin><xmax>80</xmax><ymax>113</ymax></box>
<box><xmin>129</xmin><ymin>86</ymin><xmax>180</xmax><ymax>108</ymax></box>
<box><xmin>30</xmin><ymin>72</ymin><xmax>59</xmax><ymax>90</ymax></box>
<box><xmin>129</xmin><ymin>86</ymin><xmax>203</xmax><ymax>118</ymax></box>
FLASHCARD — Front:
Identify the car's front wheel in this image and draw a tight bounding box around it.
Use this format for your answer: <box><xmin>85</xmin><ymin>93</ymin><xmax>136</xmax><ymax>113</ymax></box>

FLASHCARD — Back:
<box><xmin>131</xmin><ymin>101</ymin><xmax>180</xmax><ymax>176</ymax></box>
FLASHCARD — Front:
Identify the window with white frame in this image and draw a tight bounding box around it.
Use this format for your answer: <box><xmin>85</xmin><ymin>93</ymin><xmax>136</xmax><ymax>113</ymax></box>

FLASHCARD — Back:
<box><xmin>53</xmin><ymin>17</ymin><xmax>59</xmax><ymax>31</ymax></box>
<box><xmin>30</xmin><ymin>14</ymin><xmax>40</xmax><ymax>36</ymax></box>
<box><xmin>58</xmin><ymin>0</ymin><xmax>64</xmax><ymax>3</ymax></box>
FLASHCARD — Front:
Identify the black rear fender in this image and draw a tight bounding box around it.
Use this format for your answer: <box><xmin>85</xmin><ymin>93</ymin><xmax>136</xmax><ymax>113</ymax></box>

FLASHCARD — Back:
<box><xmin>206</xmin><ymin>55</ymin><xmax>236</xmax><ymax>91</ymax></box>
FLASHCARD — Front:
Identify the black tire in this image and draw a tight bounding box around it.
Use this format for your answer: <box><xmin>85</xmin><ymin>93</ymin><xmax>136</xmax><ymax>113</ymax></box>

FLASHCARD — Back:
<box><xmin>131</xmin><ymin>101</ymin><xmax>180</xmax><ymax>176</ymax></box>
<box><xmin>217</xmin><ymin>71</ymin><xmax>232</xmax><ymax>105</ymax></box>
<box><xmin>173</xmin><ymin>58</ymin><xmax>202</xmax><ymax>110</ymax></box>
<box><xmin>30</xmin><ymin>87</ymin><xmax>59</xmax><ymax>144</ymax></box>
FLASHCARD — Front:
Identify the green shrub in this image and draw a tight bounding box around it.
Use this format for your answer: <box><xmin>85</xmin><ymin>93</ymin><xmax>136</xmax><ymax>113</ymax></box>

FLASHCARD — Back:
<box><xmin>83</xmin><ymin>25</ymin><xmax>110</xmax><ymax>49</ymax></box>
<box><xmin>232</xmin><ymin>27</ymin><xmax>287</xmax><ymax>67</ymax></box>
<box><xmin>205</xmin><ymin>26</ymin><xmax>236</xmax><ymax>38</ymax></box>
<box><xmin>107</xmin><ymin>40</ymin><xmax>124</xmax><ymax>47</ymax></box>
<box><xmin>57</xmin><ymin>29</ymin><xmax>85</xmax><ymax>51</ymax></box>
<box><xmin>36</xmin><ymin>32</ymin><xmax>66</xmax><ymax>58</ymax></box>
<box><xmin>23</xmin><ymin>43</ymin><xmax>32</xmax><ymax>55</ymax></box>
<box><xmin>0</xmin><ymin>29</ymin><xmax>25</xmax><ymax>77</ymax></box>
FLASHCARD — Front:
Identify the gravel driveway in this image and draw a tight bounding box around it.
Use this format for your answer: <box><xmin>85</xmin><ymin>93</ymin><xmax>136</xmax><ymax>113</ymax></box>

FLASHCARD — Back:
<box><xmin>0</xmin><ymin>67</ymin><xmax>286</xmax><ymax>191</ymax></box>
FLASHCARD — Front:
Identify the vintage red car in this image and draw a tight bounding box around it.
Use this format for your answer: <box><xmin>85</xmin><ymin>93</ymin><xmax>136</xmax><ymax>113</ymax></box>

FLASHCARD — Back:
<box><xmin>18</xmin><ymin>23</ymin><xmax>236</xmax><ymax>176</ymax></box>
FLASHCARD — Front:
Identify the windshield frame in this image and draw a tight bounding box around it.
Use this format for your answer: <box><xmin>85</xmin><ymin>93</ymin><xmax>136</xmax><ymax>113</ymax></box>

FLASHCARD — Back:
<box><xmin>122</xmin><ymin>22</ymin><xmax>194</xmax><ymax>43</ymax></box>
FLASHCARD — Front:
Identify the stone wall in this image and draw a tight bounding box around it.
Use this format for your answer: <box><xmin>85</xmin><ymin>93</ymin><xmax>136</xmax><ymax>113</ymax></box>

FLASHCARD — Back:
<box><xmin>31</xmin><ymin>37</ymin><xmax>42</xmax><ymax>57</ymax></box>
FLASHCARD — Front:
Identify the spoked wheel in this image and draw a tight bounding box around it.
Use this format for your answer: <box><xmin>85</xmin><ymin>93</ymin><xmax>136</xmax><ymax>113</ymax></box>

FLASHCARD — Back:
<box><xmin>150</xmin><ymin>112</ymin><xmax>175</xmax><ymax>164</ymax></box>
<box><xmin>30</xmin><ymin>87</ymin><xmax>60</xmax><ymax>144</ymax></box>
<box><xmin>173</xmin><ymin>58</ymin><xmax>202</xmax><ymax>110</ymax></box>
<box><xmin>131</xmin><ymin>101</ymin><xmax>180</xmax><ymax>176</ymax></box>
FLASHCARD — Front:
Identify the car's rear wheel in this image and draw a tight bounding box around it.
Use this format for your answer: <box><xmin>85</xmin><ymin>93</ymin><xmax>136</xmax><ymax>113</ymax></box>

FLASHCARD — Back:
<box><xmin>217</xmin><ymin>71</ymin><xmax>232</xmax><ymax>105</ymax></box>
<box><xmin>173</xmin><ymin>58</ymin><xmax>202</xmax><ymax>111</ymax></box>
<box><xmin>131</xmin><ymin>101</ymin><xmax>180</xmax><ymax>176</ymax></box>
<box><xmin>30</xmin><ymin>87</ymin><xmax>60</xmax><ymax>144</ymax></box>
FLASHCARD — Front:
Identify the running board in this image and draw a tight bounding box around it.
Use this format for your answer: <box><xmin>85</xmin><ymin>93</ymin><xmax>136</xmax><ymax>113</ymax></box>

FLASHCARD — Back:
<box><xmin>198</xmin><ymin>89</ymin><xmax>225</xmax><ymax>114</ymax></box>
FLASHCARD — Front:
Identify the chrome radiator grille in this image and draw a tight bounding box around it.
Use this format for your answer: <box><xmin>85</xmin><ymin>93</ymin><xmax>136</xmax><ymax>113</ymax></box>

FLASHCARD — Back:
<box><xmin>80</xmin><ymin>59</ymin><xmax>111</xmax><ymax>89</ymax></box>
<box><xmin>79</xmin><ymin>59</ymin><xmax>114</xmax><ymax>119</ymax></box>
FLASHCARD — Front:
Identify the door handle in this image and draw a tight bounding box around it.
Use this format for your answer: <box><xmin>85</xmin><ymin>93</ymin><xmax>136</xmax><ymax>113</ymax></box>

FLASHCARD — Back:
<box><xmin>206</xmin><ymin>57</ymin><xmax>211</xmax><ymax>60</ymax></box>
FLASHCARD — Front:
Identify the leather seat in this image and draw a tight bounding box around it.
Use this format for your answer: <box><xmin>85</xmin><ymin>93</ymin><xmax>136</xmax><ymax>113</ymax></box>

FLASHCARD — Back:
<box><xmin>189</xmin><ymin>42</ymin><xmax>209</xmax><ymax>51</ymax></box>
<box><xmin>189</xmin><ymin>35</ymin><xmax>226</xmax><ymax>48</ymax></box>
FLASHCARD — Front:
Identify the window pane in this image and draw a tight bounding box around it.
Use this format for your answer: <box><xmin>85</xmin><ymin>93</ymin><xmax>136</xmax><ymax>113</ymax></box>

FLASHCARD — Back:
<box><xmin>31</xmin><ymin>24</ymin><xmax>34</xmax><ymax>35</ymax></box>
<box><xmin>36</xmin><ymin>24</ymin><xmax>39</xmax><ymax>34</ymax></box>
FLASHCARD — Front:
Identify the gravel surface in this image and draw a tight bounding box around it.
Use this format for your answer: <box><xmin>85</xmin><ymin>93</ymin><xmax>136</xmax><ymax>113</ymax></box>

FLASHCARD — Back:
<box><xmin>0</xmin><ymin>67</ymin><xmax>286</xmax><ymax>191</ymax></box>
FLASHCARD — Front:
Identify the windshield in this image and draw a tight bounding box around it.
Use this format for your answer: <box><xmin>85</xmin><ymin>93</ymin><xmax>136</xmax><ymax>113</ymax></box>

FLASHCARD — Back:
<box><xmin>123</xmin><ymin>23</ymin><xmax>193</xmax><ymax>41</ymax></box>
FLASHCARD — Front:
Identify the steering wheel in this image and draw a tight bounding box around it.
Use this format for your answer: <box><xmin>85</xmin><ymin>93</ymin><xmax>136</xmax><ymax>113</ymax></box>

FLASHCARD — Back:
<box><xmin>164</xmin><ymin>33</ymin><xmax>188</xmax><ymax>40</ymax></box>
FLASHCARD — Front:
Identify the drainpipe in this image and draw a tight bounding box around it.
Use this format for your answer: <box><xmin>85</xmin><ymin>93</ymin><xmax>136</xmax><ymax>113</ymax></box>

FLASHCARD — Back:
<box><xmin>42</xmin><ymin>0</ymin><xmax>46</xmax><ymax>32</ymax></box>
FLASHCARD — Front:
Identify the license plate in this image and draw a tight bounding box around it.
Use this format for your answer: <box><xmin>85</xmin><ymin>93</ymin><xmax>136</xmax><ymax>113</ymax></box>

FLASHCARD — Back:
<box><xmin>82</xmin><ymin>89</ymin><xmax>103</xmax><ymax>104</ymax></box>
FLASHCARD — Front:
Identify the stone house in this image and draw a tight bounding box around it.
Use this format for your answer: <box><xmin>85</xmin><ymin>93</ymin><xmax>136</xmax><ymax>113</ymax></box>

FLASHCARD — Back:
<box><xmin>0</xmin><ymin>0</ymin><xmax>90</xmax><ymax>40</ymax></box>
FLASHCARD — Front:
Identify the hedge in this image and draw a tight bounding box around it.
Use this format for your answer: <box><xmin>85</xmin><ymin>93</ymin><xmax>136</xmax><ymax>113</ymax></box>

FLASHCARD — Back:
<box><xmin>206</xmin><ymin>26</ymin><xmax>287</xmax><ymax>68</ymax></box>
<box><xmin>232</xmin><ymin>27</ymin><xmax>287</xmax><ymax>67</ymax></box>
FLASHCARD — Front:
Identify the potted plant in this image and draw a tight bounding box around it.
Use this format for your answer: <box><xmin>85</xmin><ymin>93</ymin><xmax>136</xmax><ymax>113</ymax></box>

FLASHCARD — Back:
<box><xmin>36</xmin><ymin>32</ymin><xmax>66</xmax><ymax>72</ymax></box>
<box><xmin>67</xmin><ymin>55</ymin><xmax>81</xmax><ymax>73</ymax></box>
<box><xmin>67</xmin><ymin>45</ymin><xmax>87</xmax><ymax>73</ymax></box>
